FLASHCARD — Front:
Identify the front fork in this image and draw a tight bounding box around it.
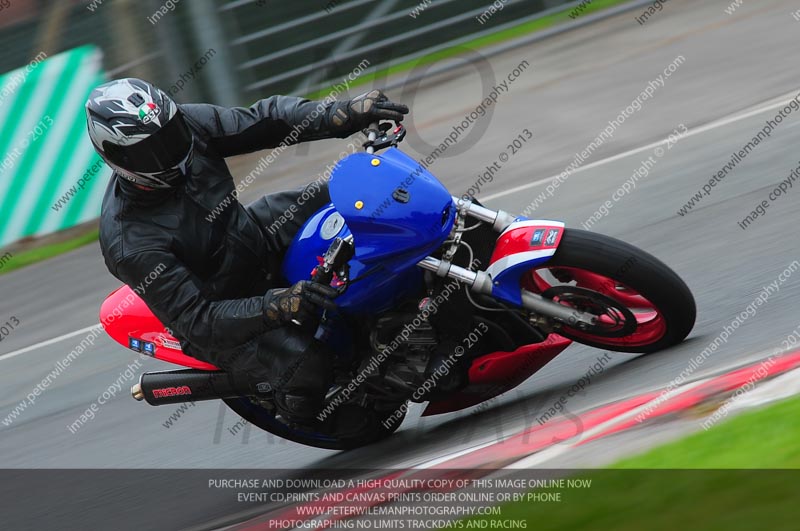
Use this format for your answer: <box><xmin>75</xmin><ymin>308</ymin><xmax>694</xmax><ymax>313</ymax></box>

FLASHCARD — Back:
<box><xmin>416</xmin><ymin>197</ymin><xmax>597</xmax><ymax>329</ymax></box>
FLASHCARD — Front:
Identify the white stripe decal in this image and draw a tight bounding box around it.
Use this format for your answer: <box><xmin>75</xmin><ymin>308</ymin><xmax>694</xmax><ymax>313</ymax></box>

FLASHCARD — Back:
<box><xmin>486</xmin><ymin>249</ymin><xmax>557</xmax><ymax>279</ymax></box>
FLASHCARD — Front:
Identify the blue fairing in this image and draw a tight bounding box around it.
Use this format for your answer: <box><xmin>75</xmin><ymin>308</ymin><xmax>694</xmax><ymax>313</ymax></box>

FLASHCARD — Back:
<box><xmin>282</xmin><ymin>148</ymin><xmax>455</xmax><ymax>314</ymax></box>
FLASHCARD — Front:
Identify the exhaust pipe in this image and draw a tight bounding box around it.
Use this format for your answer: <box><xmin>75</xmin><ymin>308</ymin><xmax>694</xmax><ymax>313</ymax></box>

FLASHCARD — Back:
<box><xmin>131</xmin><ymin>369</ymin><xmax>270</xmax><ymax>406</ymax></box>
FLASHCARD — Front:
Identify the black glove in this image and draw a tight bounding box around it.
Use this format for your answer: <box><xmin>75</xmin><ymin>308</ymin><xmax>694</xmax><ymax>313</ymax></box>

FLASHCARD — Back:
<box><xmin>330</xmin><ymin>89</ymin><xmax>409</xmax><ymax>132</ymax></box>
<box><xmin>264</xmin><ymin>281</ymin><xmax>338</xmax><ymax>328</ymax></box>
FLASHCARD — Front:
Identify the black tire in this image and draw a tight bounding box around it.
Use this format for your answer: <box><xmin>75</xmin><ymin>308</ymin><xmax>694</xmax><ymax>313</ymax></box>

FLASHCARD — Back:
<box><xmin>223</xmin><ymin>397</ymin><xmax>405</xmax><ymax>451</ymax></box>
<box><xmin>539</xmin><ymin>228</ymin><xmax>695</xmax><ymax>353</ymax></box>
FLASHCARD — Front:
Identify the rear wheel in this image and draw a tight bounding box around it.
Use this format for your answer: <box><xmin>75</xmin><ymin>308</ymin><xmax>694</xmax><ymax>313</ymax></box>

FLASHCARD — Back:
<box><xmin>223</xmin><ymin>396</ymin><xmax>405</xmax><ymax>451</ymax></box>
<box><xmin>523</xmin><ymin>229</ymin><xmax>695</xmax><ymax>353</ymax></box>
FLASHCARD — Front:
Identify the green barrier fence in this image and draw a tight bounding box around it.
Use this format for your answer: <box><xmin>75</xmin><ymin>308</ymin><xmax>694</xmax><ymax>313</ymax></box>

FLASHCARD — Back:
<box><xmin>0</xmin><ymin>45</ymin><xmax>109</xmax><ymax>248</ymax></box>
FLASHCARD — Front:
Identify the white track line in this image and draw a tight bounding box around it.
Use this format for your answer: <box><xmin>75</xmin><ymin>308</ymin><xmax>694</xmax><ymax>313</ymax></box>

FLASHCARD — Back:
<box><xmin>0</xmin><ymin>323</ymin><xmax>101</xmax><ymax>363</ymax></box>
<box><xmin>413</xmin><ymin>438</ymin><xmax>508</xmax><ymax>469</ymax></box>
<box><xmin>725</xmin><ymin>367</ymin><xmax>800</xmax><ymax>412</ymax></box>
<box><xmin>481</xmin><ymin>89</ymin><xmax>800</xmax><ymax>202</ymax></box>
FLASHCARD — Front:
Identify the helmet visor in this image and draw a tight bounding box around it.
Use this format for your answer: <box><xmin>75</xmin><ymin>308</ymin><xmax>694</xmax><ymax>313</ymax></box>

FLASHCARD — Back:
<box><xmin>102</xmin><ymin>111</ymin><xmax>192</xmax><ymax>174</ymax></box>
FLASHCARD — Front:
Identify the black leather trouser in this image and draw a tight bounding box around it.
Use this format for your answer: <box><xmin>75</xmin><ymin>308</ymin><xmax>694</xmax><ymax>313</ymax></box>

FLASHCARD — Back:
<box><xmin>216</xmin><ymin>181</ymin><xmax>334</xmax><ymax>419</ymax></box>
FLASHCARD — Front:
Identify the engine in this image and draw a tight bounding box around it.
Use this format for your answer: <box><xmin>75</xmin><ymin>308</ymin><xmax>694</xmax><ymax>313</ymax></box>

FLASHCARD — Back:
<box><xmin>367</xmin><ymin>311</ymin><xmax>439</xmax><ymax>395</ymax></box>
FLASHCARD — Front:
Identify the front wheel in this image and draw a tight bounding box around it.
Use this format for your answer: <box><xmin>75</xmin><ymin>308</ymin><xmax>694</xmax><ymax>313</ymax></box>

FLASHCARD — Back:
<box><xmin>524</xmin><ymin>229</ymin><xmax>695</xmax><ymax>353</ymax></box>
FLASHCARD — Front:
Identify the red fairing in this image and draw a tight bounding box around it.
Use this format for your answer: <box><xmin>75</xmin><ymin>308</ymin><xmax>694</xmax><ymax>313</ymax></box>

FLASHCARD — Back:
<box><xmin>421</xmin><ymin>334</ymin><xmax>572</xmax><ymax>416</ymax></box>
<box><xmin>488</xmin><ymin>220</ymin><xmax>565</xmax><ymax>266</ymax></box>
<box><xmin>100</xmin><ymin>285</ymin><xmax>219</xmax><ymax>370</ymax></box>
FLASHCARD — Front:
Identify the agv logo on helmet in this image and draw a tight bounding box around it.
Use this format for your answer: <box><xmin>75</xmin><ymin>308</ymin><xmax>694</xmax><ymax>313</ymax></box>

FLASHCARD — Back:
<box><xmin>138</xmin><ymin>102</ymin><xmax>160</xmax><ymax>124</ymax></box>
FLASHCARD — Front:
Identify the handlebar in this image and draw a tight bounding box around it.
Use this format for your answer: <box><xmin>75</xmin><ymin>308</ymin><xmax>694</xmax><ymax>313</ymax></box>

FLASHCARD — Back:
<box><xmin>365</xmin><ymin>122</ymin><xmax>379</xmax><ymax>154</ymax></box>
<box><xmin>363</xmin><ymin>121</ymin><xmax>406</xmax><ymax>154</ymax></box>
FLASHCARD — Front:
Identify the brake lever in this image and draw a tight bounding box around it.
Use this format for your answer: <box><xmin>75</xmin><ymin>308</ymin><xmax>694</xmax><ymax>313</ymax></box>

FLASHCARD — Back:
<box><xmin>363</xmin><ymin>122</ymin><xmax>406</xmax><ymax>153</ymax></box>
<box><xmin>292</xmin><ymin>238</ymin><xmax>353</xmax><ymax>331</ymax></box>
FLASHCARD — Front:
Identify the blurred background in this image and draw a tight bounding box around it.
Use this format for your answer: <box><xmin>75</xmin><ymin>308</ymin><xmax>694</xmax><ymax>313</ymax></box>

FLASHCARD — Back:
<box><xmin>0</xmin><ymin>0</ymin><xmax>573</xmax><ymax>250</ymax></box>
<box><xmin>3</xmin><ymin>1</ymin><xmax>800</xmax><ymax>527</ymax></box>
<box><xmin>2</xmin><ymin>0</ymin><xmax>566</xmax><ymax>101</ymax></box>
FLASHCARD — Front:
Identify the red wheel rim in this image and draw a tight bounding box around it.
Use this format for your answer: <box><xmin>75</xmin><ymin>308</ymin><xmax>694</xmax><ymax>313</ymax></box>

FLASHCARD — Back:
<box><xmin>523</xmin><ymin>266</ymin><xmax>668</xmax><ymax>347</ymax></box>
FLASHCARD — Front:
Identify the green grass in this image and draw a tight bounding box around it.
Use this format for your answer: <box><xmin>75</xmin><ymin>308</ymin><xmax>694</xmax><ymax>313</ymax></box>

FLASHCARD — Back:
<box><xmin>306</xmin><ymin>0</ymin><xmax>633</xmax><ymax>100</ymax></box>
<box><xmin>613</xmin><ymin>395</ymin><xmax>800</xmax><ymax>469</ymax></box>
<box><xmin>0</xmin><ymin>228</ymin><xmax>99</xmax><ymax>276</ymax></box>
<box><xmin>448</xmin><ymin>396</ymin><xmax>800</xmax><ymax>530</ymax></box>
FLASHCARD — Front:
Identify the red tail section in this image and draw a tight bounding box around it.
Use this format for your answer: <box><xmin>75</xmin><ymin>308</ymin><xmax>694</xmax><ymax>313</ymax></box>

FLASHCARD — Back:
<box><xmin>100</xmin><ymin>285</ymin><xmax>219</xmax><ymax>370</ymax></box>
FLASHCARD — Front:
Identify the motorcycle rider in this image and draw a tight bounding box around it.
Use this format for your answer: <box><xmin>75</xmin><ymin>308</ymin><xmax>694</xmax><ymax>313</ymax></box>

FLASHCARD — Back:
<box><xmin>86</xmin><ymin>78</ymin><xmax>408</xmax><ymax>426</ymax></box>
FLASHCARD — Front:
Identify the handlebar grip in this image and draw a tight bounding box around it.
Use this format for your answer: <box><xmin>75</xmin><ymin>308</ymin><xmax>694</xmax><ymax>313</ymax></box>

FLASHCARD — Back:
<box><xmin>366</xmin><ymin>122</ymin><xmax>380</xmax><ymax>143</ymax></box>
<box><xmin>311</xmin><ymin>266</ymin><xmax>334</xmax><ymax>286</ymax></box>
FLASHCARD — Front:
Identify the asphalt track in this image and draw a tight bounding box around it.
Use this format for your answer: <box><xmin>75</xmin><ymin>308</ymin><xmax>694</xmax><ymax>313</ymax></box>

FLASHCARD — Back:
<box><xmin>3</xmin><ymin>0</ymin><xmax>800</xmax><ymax>528</ymax></box>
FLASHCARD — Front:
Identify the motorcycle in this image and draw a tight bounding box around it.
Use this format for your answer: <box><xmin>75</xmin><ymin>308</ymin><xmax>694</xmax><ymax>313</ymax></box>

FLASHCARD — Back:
<box><xmin>100</xmin><ymin>122</ymin><xmax>696</xmax><ymax>449</ymax></box>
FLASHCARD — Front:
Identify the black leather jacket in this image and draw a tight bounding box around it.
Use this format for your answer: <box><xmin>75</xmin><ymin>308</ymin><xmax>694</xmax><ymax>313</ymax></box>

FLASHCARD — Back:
<box><xmin>99</xmin><ymin>96</ymin><xmax>355</xmax><ymax>359</ymax></box>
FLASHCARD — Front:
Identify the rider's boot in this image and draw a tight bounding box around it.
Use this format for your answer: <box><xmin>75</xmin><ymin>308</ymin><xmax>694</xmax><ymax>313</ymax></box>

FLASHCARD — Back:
<box><xmin>257</xmin><ymin>328</ymin><xmax>332</xmax><ymax>426</ymax></box>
